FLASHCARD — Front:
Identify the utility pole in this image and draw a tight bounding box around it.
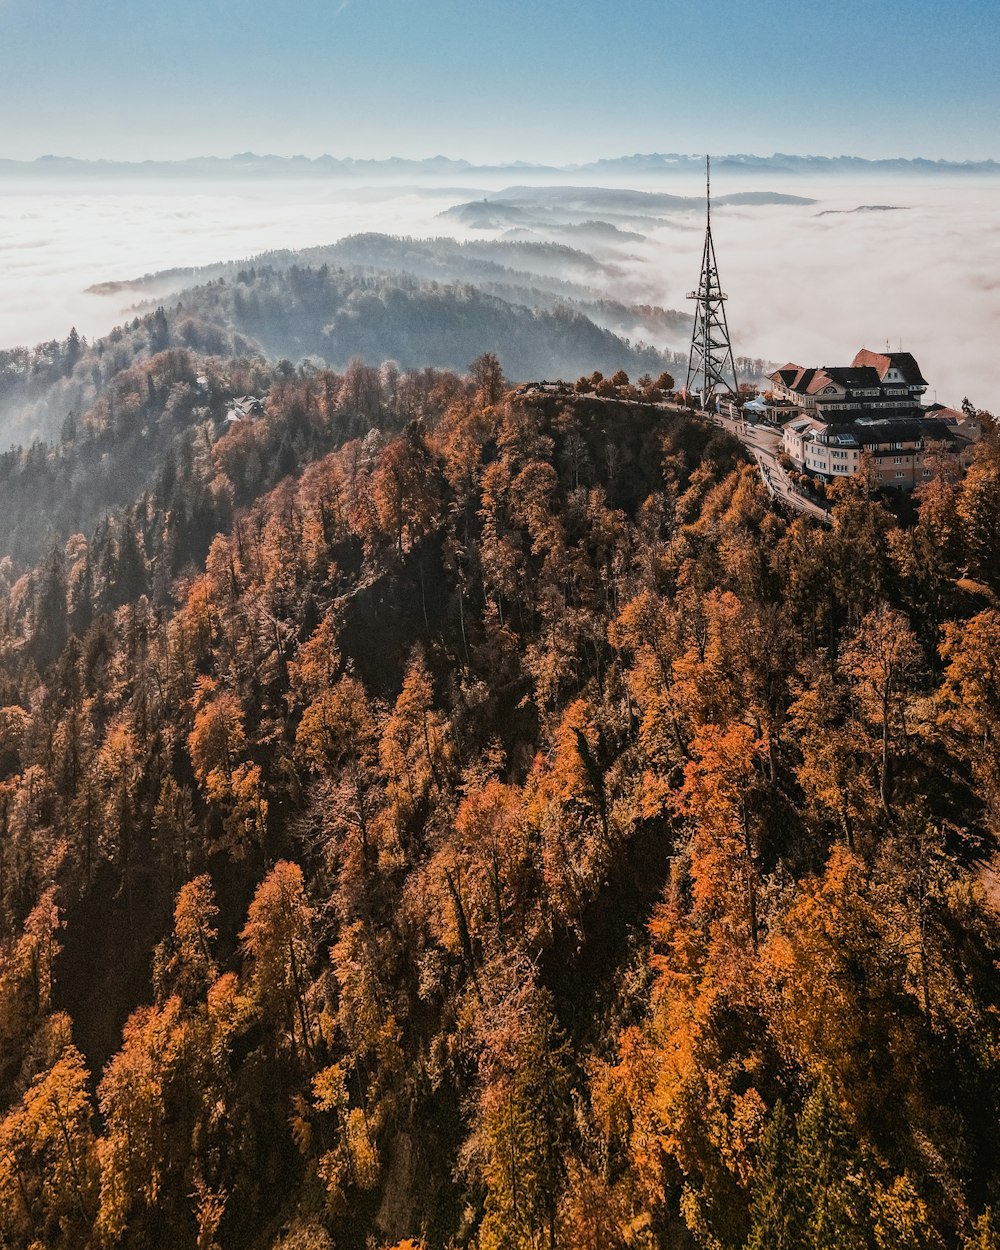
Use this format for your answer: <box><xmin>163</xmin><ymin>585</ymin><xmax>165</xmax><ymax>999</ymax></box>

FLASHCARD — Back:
<box><xmin>685</xmin><ymin>155</ymin><xmax>739</xmax><ymax>409</ymax></box>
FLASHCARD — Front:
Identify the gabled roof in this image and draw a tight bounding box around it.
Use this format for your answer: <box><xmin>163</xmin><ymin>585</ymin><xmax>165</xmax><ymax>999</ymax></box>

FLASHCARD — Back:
<box><xmin>812</xmin><ymin>366</ymin><xmax>882</xmax><ymax>393</ymax></box>
<box><xmin>773</xmin><ymin>364</ymin><xmax>884</xmax><ymax>395</ymax></box>
<box><xmin>803</xmin><ymin>369</ymin><xmax>837</xmax><ymax>394</ymax></box>
<box><xmin>852</xmin><ymin>348</ymin><xmax>928</xmax><ymax>387</ymax></box>
<box><xmin>773</xmin><ymin>367</ymin><xmax>815</xmax><ymax>393</ymax></box>
<box><xmin>770</xmin><ymin>364</ymin><xmax>805</xmax><ymax>387</ymax></box>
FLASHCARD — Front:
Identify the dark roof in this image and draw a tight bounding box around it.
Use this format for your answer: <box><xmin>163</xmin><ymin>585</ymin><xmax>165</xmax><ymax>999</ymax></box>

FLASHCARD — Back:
<box><xmin>850</xmin><ymin>417</ymin><xmax>955</xmax><ymax>447</ymax></box>
<box><xmin>852</xmin><ymin>348</ymin><xmax>928</xmax><ymax>387</ymax></box>
<box><xmin>815</xmin><ymin>366</ymin><xmax>882</xmax><ymax>390</ymax></box>
<box><xmin>770</xmin><ymin>365</ymin><xmax>817</xmax><ymax>393</ymax></box>
<box><xmin>817</xmin><ymin>418</ymin><xmax>956</xmax><ymax>447</ymax></box>
<box><xmin>919</xmin><ymin>423</ymin><xmax>960</xmax><ymax>443</ymax></box>
<box><xmin>892</xmin><ymin>354</ymin><xmax>928</xmax><ymax>386</ymax></box>
<box><xmin>813</xmin><ymin>406</ymin><xmax>869</xmax><ymax>421</ymax></box>
<box><xmin>855</xmin><ymin>420</ymin><xmax>927</xmax><ymax>443</ymax></box>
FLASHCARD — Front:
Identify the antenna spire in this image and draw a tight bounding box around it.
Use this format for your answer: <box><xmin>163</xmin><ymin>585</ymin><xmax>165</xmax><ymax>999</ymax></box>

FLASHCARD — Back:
<box><xmin>684</xmin><ymin>154</ymin><xmax>739</xmax><ymax>409</ymax></box>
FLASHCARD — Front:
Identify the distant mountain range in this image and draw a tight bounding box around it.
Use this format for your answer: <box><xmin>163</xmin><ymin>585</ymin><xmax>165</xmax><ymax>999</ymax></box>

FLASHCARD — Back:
<box><xmin>1</xmin><ymin>152</ymin><xmax>997</xmax><ymax>179</ymax></box>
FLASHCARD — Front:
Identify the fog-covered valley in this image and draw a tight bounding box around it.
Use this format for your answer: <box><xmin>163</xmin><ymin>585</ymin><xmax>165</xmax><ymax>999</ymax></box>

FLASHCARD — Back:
<box><xmin>0</xmin><ymin>166</ymin><xmax>997</xmax><ymax>448</ymax></box>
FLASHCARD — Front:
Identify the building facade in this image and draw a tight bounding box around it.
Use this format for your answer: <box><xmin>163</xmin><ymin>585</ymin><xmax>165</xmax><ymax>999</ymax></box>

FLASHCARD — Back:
<box><xmin>772</xmin><ymin>349</ymin><xmax>978</xmax><ymax>489</ymax></box>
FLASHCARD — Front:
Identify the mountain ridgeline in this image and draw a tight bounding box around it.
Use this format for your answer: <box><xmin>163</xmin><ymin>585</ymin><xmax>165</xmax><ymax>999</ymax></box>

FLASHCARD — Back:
<box><xmin>0</xmin><ymin>326</ymin><xmax>998</xmax><ymax>1250</ymax></box>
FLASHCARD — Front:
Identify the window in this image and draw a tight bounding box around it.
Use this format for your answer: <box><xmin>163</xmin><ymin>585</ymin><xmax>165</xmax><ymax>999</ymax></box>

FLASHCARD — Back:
<box><xmin>895</xmin><ymin>470</ymin><xmax>905</xmax><ymax>478</ymax></box>
<box><xmin>893</xmin><ymin>456</ymin><xmax>903</xmax><ymax>464</ymax></box>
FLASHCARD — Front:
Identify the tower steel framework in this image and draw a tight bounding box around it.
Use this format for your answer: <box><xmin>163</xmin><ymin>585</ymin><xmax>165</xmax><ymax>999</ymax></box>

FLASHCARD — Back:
<box><xmin>685</xmin><ymin>155</ymin><xmax>739</xmax><ymax>407</ymax></box>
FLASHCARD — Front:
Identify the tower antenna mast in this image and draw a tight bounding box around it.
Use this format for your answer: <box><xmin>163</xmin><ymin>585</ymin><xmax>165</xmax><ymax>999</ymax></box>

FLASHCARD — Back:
<box><xmin>685</xmin><ymin>155</ymin><xmax>740</xmax><ymax>408</ymax></box>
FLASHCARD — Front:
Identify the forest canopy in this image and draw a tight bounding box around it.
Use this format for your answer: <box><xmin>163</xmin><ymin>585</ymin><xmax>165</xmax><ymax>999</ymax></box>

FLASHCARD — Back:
<box><xmin>0</xmin><ymin>331</ymin><xmax>997</xmax><ymax>1250</ymax></box>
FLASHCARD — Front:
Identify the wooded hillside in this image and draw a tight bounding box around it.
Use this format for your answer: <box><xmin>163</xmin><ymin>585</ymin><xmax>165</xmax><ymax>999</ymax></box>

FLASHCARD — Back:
<box><xmin>0</xmin><ymin>350</ymin><xmax>998</xmax><ymax>1250</ymax></box>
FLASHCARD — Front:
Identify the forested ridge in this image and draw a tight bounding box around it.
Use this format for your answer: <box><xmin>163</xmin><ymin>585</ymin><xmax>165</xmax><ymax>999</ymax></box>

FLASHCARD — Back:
<box><xmin>0</xmin><ymin>339</ymin><xmax>999</xmax><ymax>1250</ymax></box>
<box><xmin>0</xmin><ymin>264</ymin><xmax>687</xmax><ymax>453</ymax></box>
<box><xmin>167</xmin><ymin>263</ymin><xmax>681</xmax><ymax>386</ymax></box>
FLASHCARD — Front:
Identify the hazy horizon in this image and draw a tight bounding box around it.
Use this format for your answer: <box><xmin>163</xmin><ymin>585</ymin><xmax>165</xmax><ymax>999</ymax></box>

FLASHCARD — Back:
<box><xmin>3</xmin><ymin>150</ymin><xmax>999</xmax><ymax>166</ymax></box>
<box><xmin>2</xmin><ymin>1</ymin><xmax>997</xmax><ymax>164</ymax></box>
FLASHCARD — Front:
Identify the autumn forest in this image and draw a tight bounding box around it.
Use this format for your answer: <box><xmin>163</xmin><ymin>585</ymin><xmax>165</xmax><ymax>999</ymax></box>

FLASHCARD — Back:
<box><xmin>0</xmin><ymin>307</ymin><xmax>999</xmax><ymax>1250</ymax></box>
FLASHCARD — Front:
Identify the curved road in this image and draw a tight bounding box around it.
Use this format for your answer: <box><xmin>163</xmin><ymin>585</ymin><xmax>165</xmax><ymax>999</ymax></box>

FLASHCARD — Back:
<box><xmin>517</xmin><ymin>388</ymin><xmax>833</xmax><ymax>525</ymax></box>
<box><xmin>691</xmin><ymin>406</ymin><xmax>833</xmax><ymax>525</ymax></box>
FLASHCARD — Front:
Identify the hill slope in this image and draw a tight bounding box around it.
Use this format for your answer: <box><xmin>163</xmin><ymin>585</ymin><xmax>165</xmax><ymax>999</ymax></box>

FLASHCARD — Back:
<box><xmin>0</xmin><ymin>361</ymin><xmax>998</xmax><ymax>1249</ymax></box>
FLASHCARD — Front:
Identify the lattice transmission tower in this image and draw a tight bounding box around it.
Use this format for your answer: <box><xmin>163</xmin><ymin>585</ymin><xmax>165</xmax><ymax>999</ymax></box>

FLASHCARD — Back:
<box><xmin>685</xmin><ymin>155</ymin><xmax>739</xmax><ymax>408</ymax></box>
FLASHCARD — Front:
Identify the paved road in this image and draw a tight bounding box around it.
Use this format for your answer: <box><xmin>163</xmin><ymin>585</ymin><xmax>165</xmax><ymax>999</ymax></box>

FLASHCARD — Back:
<box><xmin>700</xmin><ymin>408</ymin><xmax>833</xmax><ymax>525</ymax></box>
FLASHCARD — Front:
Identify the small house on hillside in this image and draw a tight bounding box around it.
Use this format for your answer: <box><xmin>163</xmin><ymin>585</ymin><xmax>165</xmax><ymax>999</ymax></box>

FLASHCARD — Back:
<box><xmin>224</xmin><ymin>394</ymin><xmax>266</xmax><ymax>425</ymax></box>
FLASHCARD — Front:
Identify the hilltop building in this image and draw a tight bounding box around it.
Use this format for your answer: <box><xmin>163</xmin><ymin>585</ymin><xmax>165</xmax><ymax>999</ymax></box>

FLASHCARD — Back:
<box><xmin>770</xmin><ymin>349</ymin><xmax>927</xmax><ymax>418</ymax></box>
<box><xmin>768</xmin><ymin>348</ymin><xmax>978</xmax><ymax>490</ymax></box>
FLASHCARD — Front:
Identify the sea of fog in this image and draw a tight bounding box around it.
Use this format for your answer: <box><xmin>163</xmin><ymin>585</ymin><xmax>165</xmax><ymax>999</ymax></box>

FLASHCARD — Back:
<box><xmin>0</xmin><ymin>173</ymin><xmax>996</xmax><ymax>411</ymax></box>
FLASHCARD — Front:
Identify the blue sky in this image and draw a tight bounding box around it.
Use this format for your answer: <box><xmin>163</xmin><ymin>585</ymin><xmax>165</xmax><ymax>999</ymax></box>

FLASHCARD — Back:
<box><xmin>1</xmin><ymin>0</ymin><xmax>997</xmax><ymax>161</ymax></box>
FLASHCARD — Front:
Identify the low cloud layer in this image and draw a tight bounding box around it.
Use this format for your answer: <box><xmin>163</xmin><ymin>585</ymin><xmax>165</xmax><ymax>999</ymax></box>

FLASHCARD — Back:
<box><xmin>0</xmin><ymin>180</ymin><xmax>462</xmax><ymax>351</ymax></box>
<box><xmin>0</xmin><ymin>173</ymin><xmax>995</xmax><ymax>411</ymax></box>
<box><xmin>686</xmin><ymin>178</ymin><xmax>1000</xmax><ymax>410</ymax></box>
